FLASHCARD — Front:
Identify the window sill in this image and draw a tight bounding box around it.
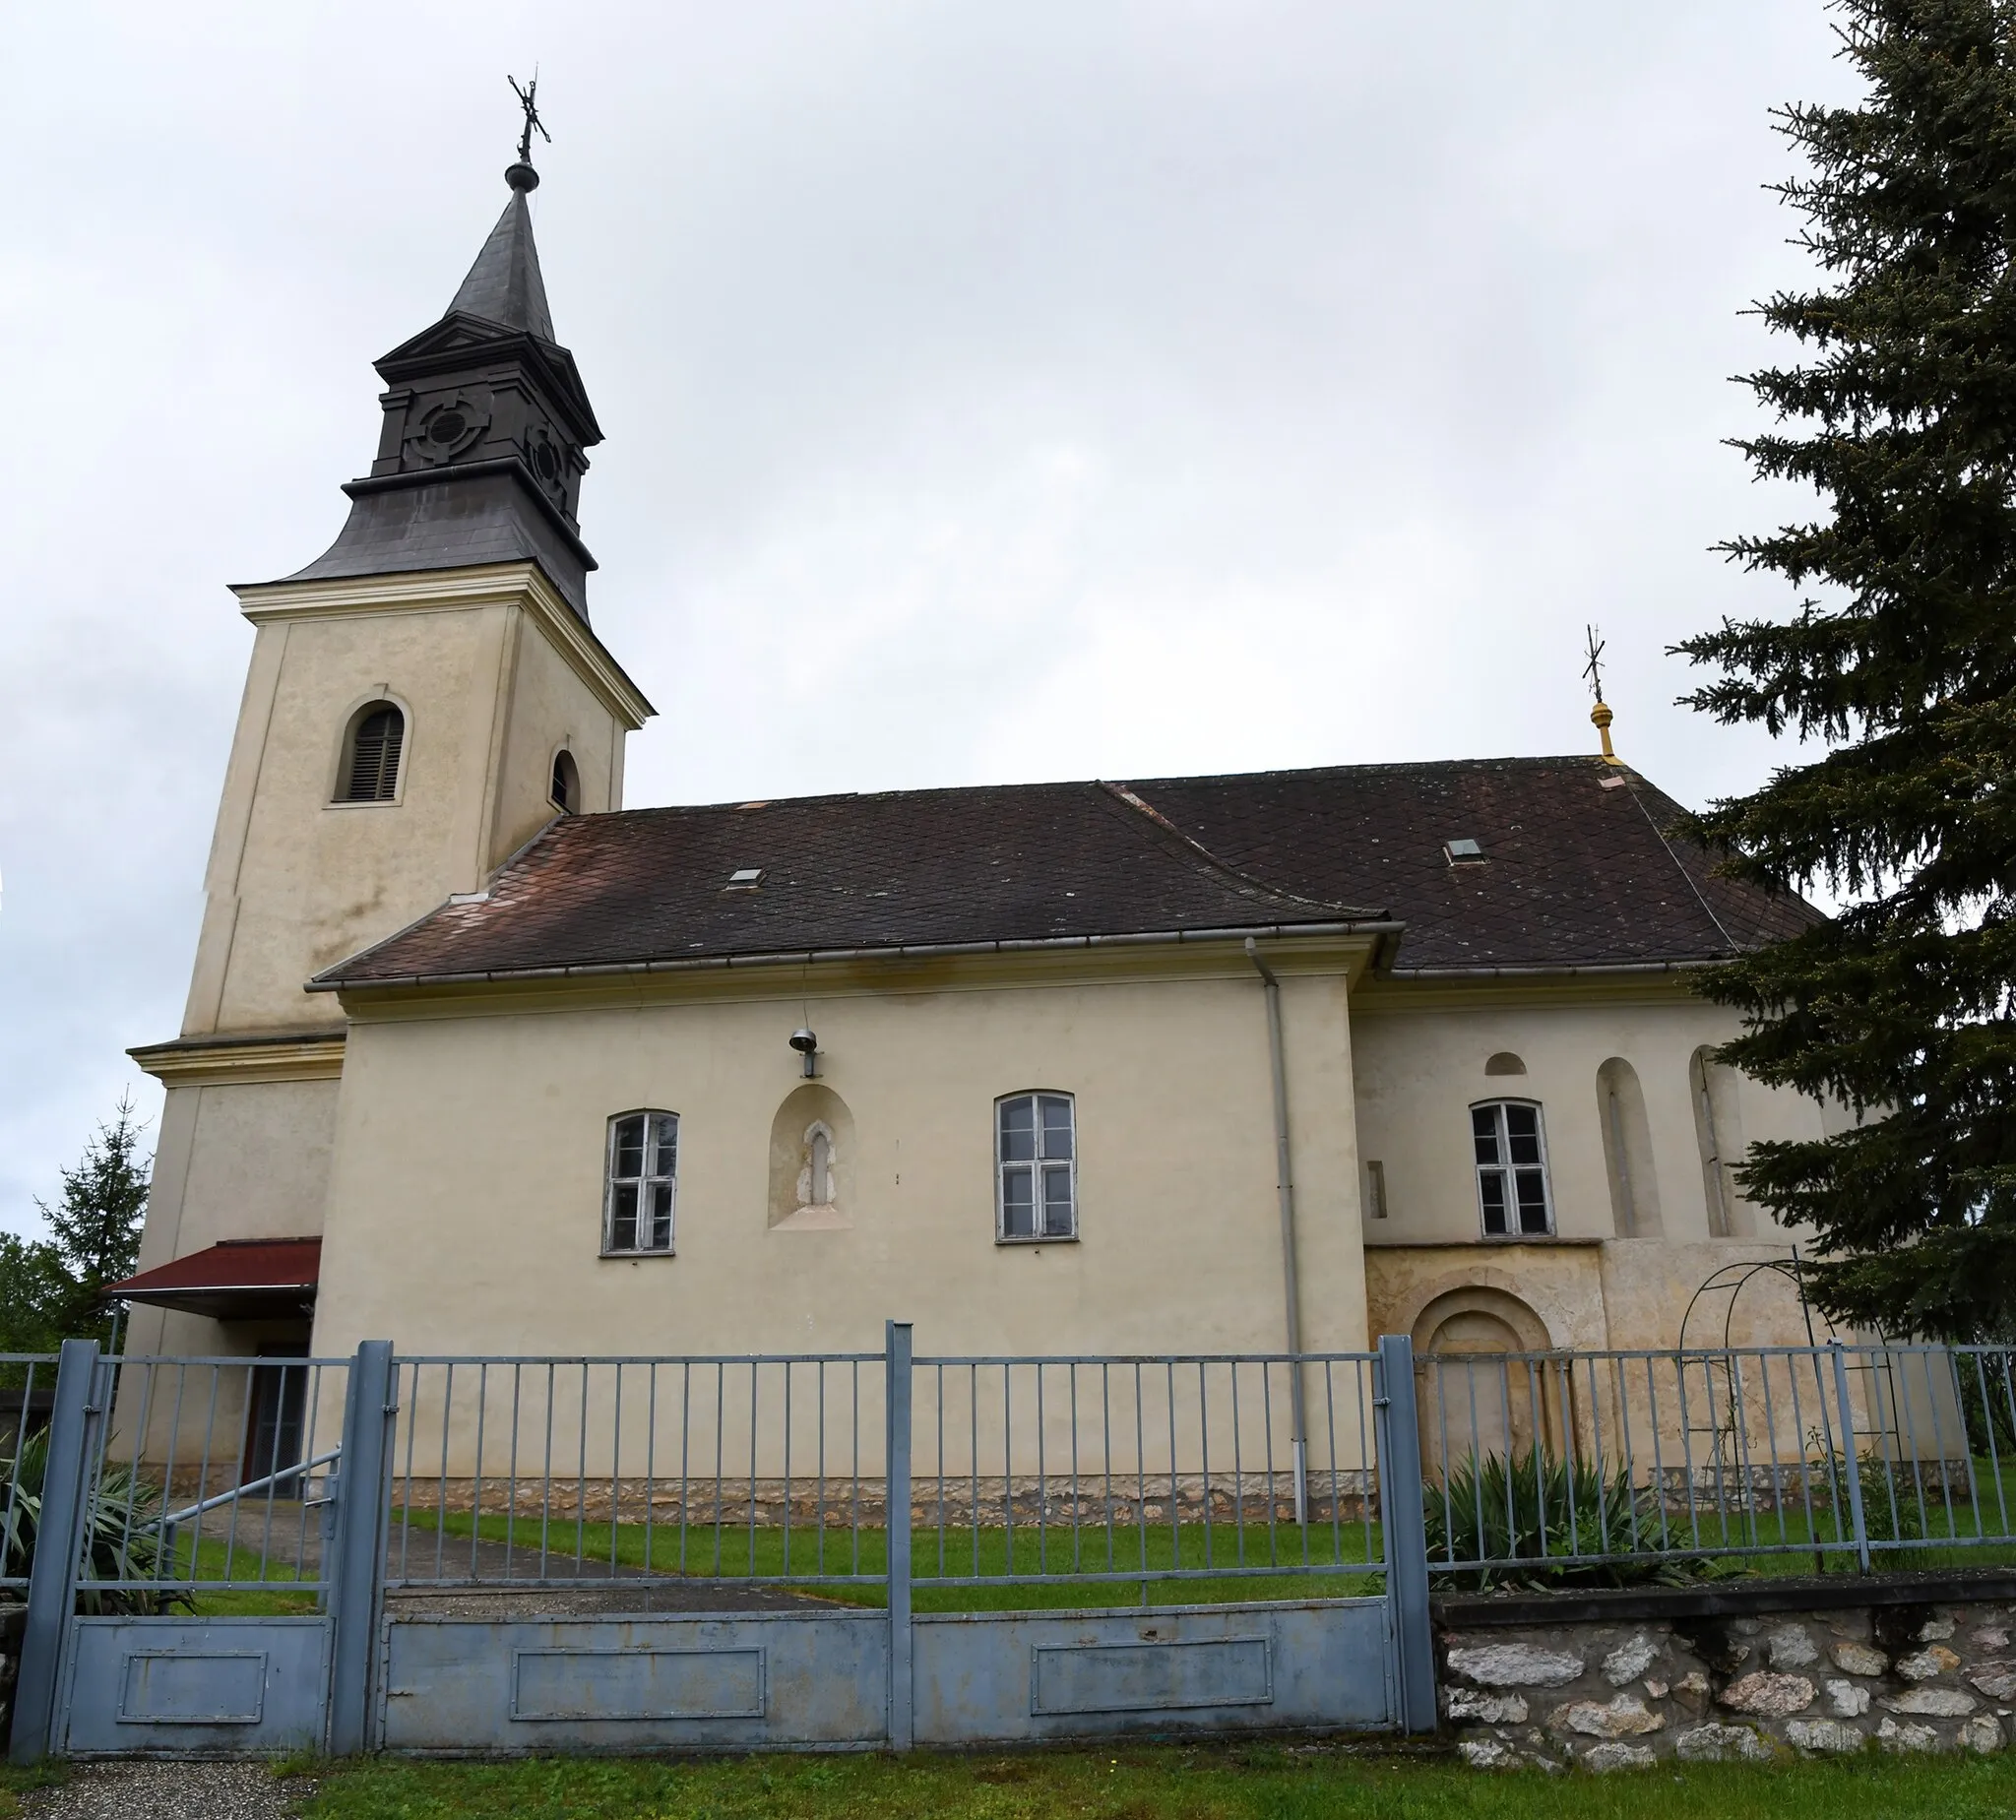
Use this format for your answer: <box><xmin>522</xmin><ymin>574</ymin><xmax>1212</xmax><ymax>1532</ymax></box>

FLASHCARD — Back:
<box><xmin>599</xmin><ymin>1247</ymin><xmax>676</xmax><ymax>1260</ymax></box>
<box><xmin>995</xmin><ymin>1234</ymin><xmax>1080</xmax><ymax>1247</ymax></box>
<box><xmin>1361</xmin><ymin>1234</ymin><xmax>1605</xmax><ymax>1250</ymax></box>
<box><xmin>324</xmin><ymin>797</ymin><xmax>403</xmax><ymax>811</ymax></box>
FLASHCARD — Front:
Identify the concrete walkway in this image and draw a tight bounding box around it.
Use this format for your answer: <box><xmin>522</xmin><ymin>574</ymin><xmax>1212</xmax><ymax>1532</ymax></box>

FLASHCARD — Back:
<box><xmin>175</xmin><ymin>1495</ymin><xmax>844</xmax><ymax>1613</ymax></box>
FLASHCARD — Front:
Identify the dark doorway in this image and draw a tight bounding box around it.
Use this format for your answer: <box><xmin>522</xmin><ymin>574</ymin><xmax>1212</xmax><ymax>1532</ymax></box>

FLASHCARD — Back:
<box><xmin>242</xmin><ymin>1345</ymin><xmax>310</xmax><ymax>1489</ymax></box>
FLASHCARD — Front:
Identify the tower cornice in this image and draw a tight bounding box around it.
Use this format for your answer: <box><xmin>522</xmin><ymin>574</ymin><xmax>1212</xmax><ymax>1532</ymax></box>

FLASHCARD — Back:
<box><xmin>231</xmin><ymin>562</ymin><xmax>656</xmax><ymax>729</ymax></box>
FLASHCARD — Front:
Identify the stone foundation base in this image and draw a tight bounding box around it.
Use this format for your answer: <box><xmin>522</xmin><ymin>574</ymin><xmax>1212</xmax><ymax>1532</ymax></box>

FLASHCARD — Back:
<box><xmin>1442</xmin><ymin>1600</ymin><xmax>2016</xmax><ymax>1769</ymax></box>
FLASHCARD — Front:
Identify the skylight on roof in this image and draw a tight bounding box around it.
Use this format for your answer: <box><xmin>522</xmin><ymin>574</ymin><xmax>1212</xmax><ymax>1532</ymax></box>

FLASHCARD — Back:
<box><xmin>724</xmin><ymin>867</ymin><xmax>765</xmax><ymax>891</ymax></box>
<box><xmin>1444</xmin><ymin>838</ymin><xmax>1485</xmax><ymax>865</ymax></box>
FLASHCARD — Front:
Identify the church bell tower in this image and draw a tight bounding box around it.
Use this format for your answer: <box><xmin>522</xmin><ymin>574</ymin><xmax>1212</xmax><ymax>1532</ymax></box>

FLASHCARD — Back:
<box><xmin>123</xmin><ymin>130</ymin><xmax>653</xmax><ymax>1353</ymax></box>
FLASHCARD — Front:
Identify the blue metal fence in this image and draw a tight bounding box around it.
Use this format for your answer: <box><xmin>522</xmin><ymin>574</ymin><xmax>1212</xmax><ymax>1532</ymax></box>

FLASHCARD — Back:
<box><xmin>8</xmin><ymin>1328</ymin><xmax>1434</xmax><ymax>1760</ymax></box>
<box><xmin>1415</xmin><ymin>1340</ymin><xmax>2016</xmax><ymax>1582</ymax></box>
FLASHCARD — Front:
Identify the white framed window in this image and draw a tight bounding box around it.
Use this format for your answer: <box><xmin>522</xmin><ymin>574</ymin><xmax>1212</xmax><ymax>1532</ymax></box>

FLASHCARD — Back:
<box><xmin>996</xmin><ymin>1092</ymin><xmax>1076</xmax><ymax>1242</ymax></box>
<box><xmin>604</xmin><ymin>1110</ymin><xmax>677</xmax><ymax>1255</ymax></box>
<box><xmin>1471</xmin><ymin>1100</ymin><xmax>1553</xmax><ymax>1237</ymax></box>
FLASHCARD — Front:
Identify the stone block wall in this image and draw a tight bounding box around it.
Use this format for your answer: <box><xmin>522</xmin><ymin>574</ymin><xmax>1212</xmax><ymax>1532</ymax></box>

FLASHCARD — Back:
<box><xmin>1440</xmin><ymin>1600</ymin><xmax>2016</xmax><ymax>1770</ymax></box>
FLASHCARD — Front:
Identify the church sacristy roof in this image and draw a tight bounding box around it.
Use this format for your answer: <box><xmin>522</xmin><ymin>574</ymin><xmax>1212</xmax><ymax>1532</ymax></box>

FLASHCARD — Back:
<box><xmin>311</xmin><ymin>756</ymin><xmax>1821</xmax><ymax>992</ymax></box>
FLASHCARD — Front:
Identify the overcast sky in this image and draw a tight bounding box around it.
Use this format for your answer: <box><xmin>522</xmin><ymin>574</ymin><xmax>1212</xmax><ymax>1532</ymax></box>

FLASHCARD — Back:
<box><xmin>0</xmin><ymin>1</ymin><xmax>1854</xmax><ymax>1236</ymax></box>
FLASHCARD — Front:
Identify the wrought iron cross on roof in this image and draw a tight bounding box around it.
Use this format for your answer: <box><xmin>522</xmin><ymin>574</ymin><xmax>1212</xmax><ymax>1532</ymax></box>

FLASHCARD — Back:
<box><xmin>509</xmin><ymin>72</ymin><xmax>551</xmax><ymax>166</ymax></box>
<box><xmin>1582</xmin><ymin>624</ymin><xmax>1607</xmax><ymax>703</ymax></box>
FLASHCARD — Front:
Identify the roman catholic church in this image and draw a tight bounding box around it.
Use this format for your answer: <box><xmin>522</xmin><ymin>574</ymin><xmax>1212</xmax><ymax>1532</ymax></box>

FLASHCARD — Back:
<box><xmin>112</xmin><ymin>150</ymin><xmax>1839</xmax><ymax>1390</ymax></box>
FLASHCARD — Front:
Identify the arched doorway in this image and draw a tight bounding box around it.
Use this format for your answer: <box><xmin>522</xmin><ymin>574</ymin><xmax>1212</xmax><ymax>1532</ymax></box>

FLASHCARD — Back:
<box><xmin>1410</xmin><ymin>1287</ymin><xmax>1563</xmax><ymax>1475</ymax></box>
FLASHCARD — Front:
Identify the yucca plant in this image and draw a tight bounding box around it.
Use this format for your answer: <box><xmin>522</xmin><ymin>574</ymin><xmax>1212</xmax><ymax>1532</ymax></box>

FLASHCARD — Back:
<box><xmin>1423</xmin><ymin>1448</ymin><xmax>1722</xmax><ymax>1591</ymax></box>
<box><xmin>1</xmin><ymin>1429</ymin><xmax>187</xmax><ymax>1613</ymax></box>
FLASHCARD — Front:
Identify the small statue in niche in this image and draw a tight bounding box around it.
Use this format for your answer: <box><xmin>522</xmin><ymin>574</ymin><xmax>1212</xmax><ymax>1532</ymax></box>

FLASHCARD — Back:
<box><xmin>799</xmin><ymin>1123</ymin><xmax>836</xmax><ymax>1211</ymax></box>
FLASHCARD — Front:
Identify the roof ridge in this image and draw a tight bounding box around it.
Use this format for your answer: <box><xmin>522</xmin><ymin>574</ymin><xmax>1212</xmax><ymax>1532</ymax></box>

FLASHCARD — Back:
<box><xmin>1617</xmin><ymin>772</ymin><xmax>1740</xmax><ymax>956</ymax></box>
<box><xmin>571</xmin><ymin>754</ymin><xmax>1626</xmax><ymax>827</ymax></box>
<box><xmin>1096</xmin><ymin>781</ymin><xmax>1384</xmax><ymax>920</ymax></box>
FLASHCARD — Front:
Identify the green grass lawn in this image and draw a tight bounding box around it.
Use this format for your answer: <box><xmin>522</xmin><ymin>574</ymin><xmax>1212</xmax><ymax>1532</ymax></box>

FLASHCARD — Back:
<box><xmin>404</xmin><ymin>1507</ymin><xmax>1385</xmax><ymax>1609</ymax></box>
<box><xmin>171</xmin><ymin>1531</ymin><xmax>321</xmax><ymax>1617</ymax></box>
<box><xmin>14</xmin><ymin>1746</ymin><xmax>2016</xmax><ymax>1820</ymax></box>
<box><xmin>282</xmin><ymin>1745</ymin><xmax>2016</xmax><ymax>1820</ymax></box>
<box><xmin>86</xmin><ymin>1451</ymin><xmax>2016</xmax><ymax>1621</ymax></box>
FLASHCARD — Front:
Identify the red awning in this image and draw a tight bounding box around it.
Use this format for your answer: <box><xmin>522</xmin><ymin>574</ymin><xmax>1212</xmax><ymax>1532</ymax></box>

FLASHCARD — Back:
<box><xmin>103</xmin><ymin>1238</ymin><xmax>321</xmax><ymax>1320</ymax></box>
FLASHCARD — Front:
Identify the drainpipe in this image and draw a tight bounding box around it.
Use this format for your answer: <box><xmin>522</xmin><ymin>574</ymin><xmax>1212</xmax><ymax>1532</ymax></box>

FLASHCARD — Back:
<box><xmin>1245</xmin><ymin>938</ymin><xmax>1308</xmax><ymax>1525</ymax></box>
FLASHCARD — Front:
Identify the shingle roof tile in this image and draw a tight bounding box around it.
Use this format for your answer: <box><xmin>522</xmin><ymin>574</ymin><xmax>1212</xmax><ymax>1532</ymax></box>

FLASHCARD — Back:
<box><xmin>315</xmin><ymin>756</ymin><xmax>1821</xmax><ymax>988</ymax></box>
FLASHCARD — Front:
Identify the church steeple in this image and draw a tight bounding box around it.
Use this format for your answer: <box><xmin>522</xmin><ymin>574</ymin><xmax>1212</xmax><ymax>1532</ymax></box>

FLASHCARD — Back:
<box><xmin>282</xmin><ymin>141</ymin><xmax>603</xmax><ymax>620</ymax></box>
<box><xmin>446</xmin><ymin>163</ymin><xmax>556</xmax><ymax>342</ymax></box>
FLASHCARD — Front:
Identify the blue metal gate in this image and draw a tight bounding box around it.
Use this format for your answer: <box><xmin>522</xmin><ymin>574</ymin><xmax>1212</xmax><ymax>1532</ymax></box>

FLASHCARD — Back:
<box><xmin>8</xmin><ymin>1329</ymin><xmax>1434</xmax><ymax>1760</ymax></box>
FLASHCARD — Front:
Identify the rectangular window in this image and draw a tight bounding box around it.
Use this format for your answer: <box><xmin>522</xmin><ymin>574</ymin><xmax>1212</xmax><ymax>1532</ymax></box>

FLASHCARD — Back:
<box><xmin>1365</xmin><ymin>1160</ymin><xmax>1388</xmax><ymax>1221</ymax></box>
<box><xmin>605</xmin><ymin>1111</ymin><xmax>678</xmax><ymax>1254</ymax></box>
<box><xmin>1472</xmin><ymin>1101</ymin><xmax>1552</xmax><ymax>1237</ymax></box>
<box><xmin>997</xmin><ymin>1093</ymin><xmax>1076</xmax><ymax>1241</ymax></box>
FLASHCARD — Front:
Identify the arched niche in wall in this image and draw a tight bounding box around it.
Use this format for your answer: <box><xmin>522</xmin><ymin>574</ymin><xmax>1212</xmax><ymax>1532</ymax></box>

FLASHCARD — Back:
<box><xmin>1689</xmin><ymin>1047</ymin><xmax>1751</xmax><ymax>1238</ymax></box>
<box><xmin>1410</xmin><ymin>1286</ymin><xmax>1563</xmax><ymax>1471</ymax></box>
<box><xmin>1484</xmin><ymin>1052</ymin><xmax>1527</xmax><ymax>1077</ymax></box>
<box><xmin>767</xmin><ymin>1084</ymin><xmax>855</xmax><ymax>1231</ymax></box>
<box><xmin>1596</xmin><ymin>1058</ymin><xmax>1663</xmax><ymax>1238</ymax></box>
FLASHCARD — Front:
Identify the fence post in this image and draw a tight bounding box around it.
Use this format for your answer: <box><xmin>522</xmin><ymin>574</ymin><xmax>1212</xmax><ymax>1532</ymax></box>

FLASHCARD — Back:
<box><xmin>8</xmin><ymin>1340</ymin><xmax>99</xmax><ymax>1765</ymax></box>
<box><xmin>327</xmin><ymin>1342</ymin><xmax>396</xmax><ymax>1756</ymax></box>
<box><xmin>1829</xmin><ymin>1342</ymin><xmax>1871</xmax><ymax>1576</ymax></box>
<box><xmin>884</xmin><ymin>1320</ymin><xmax>914</xmax><ymax>1752</ymax></box>
<box><xmin>1374</xmin><ymin>1334</ymin><xmax>1436</xmax><ymax>1733</ymax></box>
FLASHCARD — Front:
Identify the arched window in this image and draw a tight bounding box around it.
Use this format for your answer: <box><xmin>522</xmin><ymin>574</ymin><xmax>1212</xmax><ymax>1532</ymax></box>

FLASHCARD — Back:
<box><xmin>1596</xmin><ymin>1058</ymin><xmax>1663</xmax><ymax>1237</ymax></box>
<box><xmin>766</xmin><ymin>1087</ymin><xmax>853</xmax><ymax>1229</ymax></box>
<box><xmin>1690</xmin><ymin>1048</ymin><xmax>1746</xmax><ymax>1237</ymax></box>
<box><xmin>337</xmin><ymin>702</ymin><xmax>405</xmax><ymax>803</ymax></box>
<box><xmin>1470</xmin><ymin>1100</ymin><xmax>1552</xmax><ymax>1237</ymax></box>
<box><xmin>808</xmin><ymin>1126</ymin><xmax>833</xmax><ymax>1207</ymax></box>
<box><xmin>997</xmin><ymin>1093</ymin><xmax>1076</xmax><ymax>1241</ymax></box>
<box><xmin>604</xmin><ymin>1110</ymin><xmax>677</xmax><ymax>1255</ymax></box>
<box><xmin>550</xmin><ymin>748</ymin><xmax>580</xmax><ymax>814</ymax></box>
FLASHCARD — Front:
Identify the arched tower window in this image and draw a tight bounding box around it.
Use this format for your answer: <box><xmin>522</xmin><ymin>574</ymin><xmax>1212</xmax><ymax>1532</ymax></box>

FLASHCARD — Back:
<box><xmin>550</xmin><ymin>748</ymin><xmax>580</xmax><ymax>814</ymax></box>
<box><xmin>337</xmin><ymin>703</ymin><xmax>405</xmax><ymax>803</ymax></box>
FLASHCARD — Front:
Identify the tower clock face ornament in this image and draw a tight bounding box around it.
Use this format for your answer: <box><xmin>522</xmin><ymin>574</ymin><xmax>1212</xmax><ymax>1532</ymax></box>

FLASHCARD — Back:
<box><xmin>410</xmin><ymin>396</ymin><xmax>489</xmax><ymax>465</ymax></box>
<box><xmin>525</xmin><ymin>421</ymin><xmax>573</xmax><ymax>497</ymax></box>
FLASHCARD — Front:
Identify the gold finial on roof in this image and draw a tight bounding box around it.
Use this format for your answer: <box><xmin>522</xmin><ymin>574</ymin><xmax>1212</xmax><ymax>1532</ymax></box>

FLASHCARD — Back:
<box><xmin>1583</xmin><ymin>624</ymin><xmax>1621</xmax><ymax>764</ymax></box>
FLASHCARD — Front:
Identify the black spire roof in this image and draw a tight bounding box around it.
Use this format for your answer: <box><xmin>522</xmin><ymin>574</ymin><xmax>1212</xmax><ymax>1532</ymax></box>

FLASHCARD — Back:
<box><xmin>277</xmin><ymin>159</ymin><xmax>602</xmax><ymax>620</ymax></box>
<box><xmin>446</xmin><ymin>168</ymin><xmax>556</xmax><ymax>341</ymax></box>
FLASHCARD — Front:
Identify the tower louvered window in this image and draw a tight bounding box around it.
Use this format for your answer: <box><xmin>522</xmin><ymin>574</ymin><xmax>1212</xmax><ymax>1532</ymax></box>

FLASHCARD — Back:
<box><xmin>340</xmin><ymin>705</ymin><xmax>405</xmax><ymax>802</ymax></box>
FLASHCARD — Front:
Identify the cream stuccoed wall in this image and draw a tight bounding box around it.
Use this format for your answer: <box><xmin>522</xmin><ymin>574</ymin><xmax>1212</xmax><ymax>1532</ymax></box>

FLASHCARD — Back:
<box><xmin>122</xmin><ymin>1068</ymin><xmax>341</xmax><ymax>1358</ymax></box>
<box><xmin>127</xmin><ymin>560</ymin><xmax>650</xmax><ymax>1353</ymax></box>
<box><xmin>1349</xmin><ymin>980</ymin><xmax>1831</xmax><ymax>1252</ymax></box>
<box><xmin>309</xmin><ymin>942</ymin><xmax>1374</xmax><ymax>1366</ymax></box>
<box><xmin>180</xmin><ymin>561</ymin><xmax>650</xmax><ymax>1040</ymax></box>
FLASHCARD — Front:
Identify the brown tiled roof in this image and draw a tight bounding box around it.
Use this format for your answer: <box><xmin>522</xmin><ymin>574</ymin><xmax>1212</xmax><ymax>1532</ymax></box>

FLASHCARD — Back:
<box><xmin>313</xmin><ymin>757</ymin><xmax>1821</xmax><ymax>989</ymax></box>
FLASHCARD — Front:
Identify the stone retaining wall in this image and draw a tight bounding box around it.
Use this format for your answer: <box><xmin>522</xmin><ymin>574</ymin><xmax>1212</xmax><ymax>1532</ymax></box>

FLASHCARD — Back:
<box><xmin>367</xmin><ymin>1473</ymin><xmax>1375</xmax><ymax>1529</ymax></box>
<box><xmin>1439</xmin><ymin>1598</ymin><xmax>2016</xmax><ymax>1770</ymax></box>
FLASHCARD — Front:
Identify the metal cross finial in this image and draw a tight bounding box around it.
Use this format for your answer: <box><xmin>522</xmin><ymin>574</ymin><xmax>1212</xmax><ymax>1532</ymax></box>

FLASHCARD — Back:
<box><xmin>1582</xmin><ymin>624</ymin><xmax>1607</xmax><ymax>703</ymax></box>
<box><xmin>508</xmin><ymin>73</ymin><xmax>551</xmax><ymax>167</ymax></box>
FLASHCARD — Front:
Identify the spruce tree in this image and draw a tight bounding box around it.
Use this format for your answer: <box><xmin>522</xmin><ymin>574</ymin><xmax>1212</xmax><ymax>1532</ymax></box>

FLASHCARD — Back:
<box><xmin>1676</xmin><ymin>0</ymin><xmax>2016</xmax><ymax>1338</ymax></box>
<box><xmin>10</xmin><ymin>1097</ymin><xmax>153</xmax><ymax>1349</ymax></box>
